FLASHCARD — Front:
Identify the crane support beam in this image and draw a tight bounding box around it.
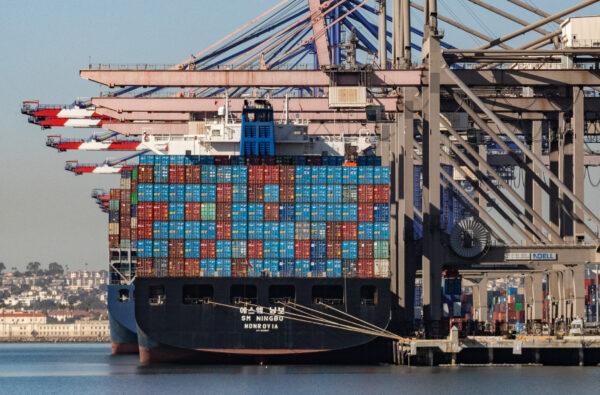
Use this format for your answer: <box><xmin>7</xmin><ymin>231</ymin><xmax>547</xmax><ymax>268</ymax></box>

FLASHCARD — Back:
<box><xmin>478</xmin><ymin>0</ymin><xmax>600</xmax><ymax>50</ymax></box>
<box><xmin>92</xmin><ymin>96</ymin><xmax>600</xmax><ymax>114</ymax></box>
<box><xmin>308</xmin><ymin>0</ymin><xmax>331</xmax><ymax>67</ymax></box>
<box><xmin>465</xmin><ymin>0</ymin><xmax>551</xmax><ymax>36</ymax></box>
<box><xmin>80</xmin><ymin>69</ymin><xmax>422</xmax><ymax>87</ymax></box>
<box><xmin>92</xmin><ymin>97</ymin><xmax>400</xmax><ymax>113</ymax></box>
<box><xmin>81</xmin><ymin>69</ymin><xmax>600</xmax><ymax>87</ymax></box>
<box><xmin>95</xmin><ymin>108</ymin><xmax>380</xmax><ymax>122</ymax></box>
<box><xmin>102</xmin><ymin>121</ymin><xmax>376</xmax><ymax>136</ymax></box>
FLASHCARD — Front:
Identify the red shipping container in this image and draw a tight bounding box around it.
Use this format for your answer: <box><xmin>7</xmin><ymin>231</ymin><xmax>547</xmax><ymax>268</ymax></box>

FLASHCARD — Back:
<box><xmin>120</xmin><ymin>190</ymin><xmax>131</xmax><ymax>202</ymax></box>
<box><xmin>326</xmin><ymin>222</ymin><xmax>343</xmax><ymax>240</ymax></box>
<box><xmin>168</xmin><ymin>258</ymin><xmax>185</xmax><ymax>277</ymax></box>
<box><xmin>120</xmin><ymin>227</ymin><xmax>131</xmax><ymax>240</ymax></box>
<box><xmin>358</xmin><ymin>204</ymin><xmax>374</xmax><ymax>222</ymax></box>
<box><xmin>200</xmin><ymin>240</ymin><xmax>216</xmax><ymax>258</ymax></box>
<box><xmin>248</xmin><ymin>184</ymin><xmax>264</xmax><ymax>202</ymax></box>
<box><xmin>327</xmin><ymin>241</ymin><xmax>342</xmax><ymax>259</ymax></box>
<box><xmin>184</xmin><ymin>258</ymin><xmax>201</xmax><ymax>277</ymax></box>
<box><xmin>217</xmin><ymin>183</ymin><xmax>233</xmax><ymax>203</ymax></box>
<box><xmin>214</xmin><ymin>156</ymin><xmax>230</xmax><ymax>165</ymax></box>
<box><xmin>185</xmin><ymin>202</ymin><xmax>201</xmax><ymax>221</ymax></box>
<box><xmin>279</xmin><ymin>184</ymin><xmax>295</xmax><ymax>203</ymax></box>
<box><xmin>109</xmin><ymin>235</ymin><xmax>120</xmax><ymax>248</ymax></box>
<box><xmin>358</xmin><ymin>241</ymin><xmax>374</xmax><ymax>259</ymax></box>
<box><xmin>248</xmin><ymin>165</ymin><xmax>265</xmax><ymax>184</ymax></box>
<box><xmin>169</xmin><ymin>240</ymin><xmax>185</xmax><ymax>258</ymax></box>
<box><xmin>264</xmin><ymin>165</ymin><xmax>280</xmax><ymax>184</ymax></box>
<box><xmin>247</xmin><ymin>240</ymin><xmax>264</xmax><ymax>259</ymax></box>
<box><xmin>279</xmin><ymin>165</ymin><xmax>295</xmax><ymax>184</ymax></box>
<box><xmin>358</xmin><ymin>185</ymin><xmax>374</xmax><ymax>203</ymax></box>
<box><xmin>136</xmin><ymin>258</ymin><xmax>154</xmax><ymax>277</ymax></box>
<box><xmin>373</xmin><ymin>185</ymin><xmax>390</xmax><ymax>203</ymax></box>
<box><xmin>138</xmin><ymin>165</ymin><xmax>154</xmax><ymax>183</ymax></box>
<box><xmin>342</xmin><ymin>222</ymin><xmax>358</xmax><ymax>240</ymax></box>
<box><xmin>137</xmin><ymin>221</ymin><xmax>153</xmax><ymax>239</ymax></box>
<box><xmin>153</xmin><ymin>202</ymin><xmax>169</xmax><ymax>221</ymax></box>
<box><xmin>216</xmin><ymin>221</ymin><xmax>232</xmax><ymax>239</ymax></box>
<box><xmin>264</xmin><ymin>203</ymin><xmax>279</xmax><ymax>221</ymax></box>
<box><xmin>110</xmin><ymin>189</ymin><xmax>121</xmax><ymax>199</ymax></box>
<box><xmin>357</xmin><ymin>259</ymin><xmax>375</xmax><ymax>278</ymax></box>
<box><xmin>137</xmin><ymin>202</ymin><xmax>153</xmax><ymax>221</ymax></box>
<box><xmin>169</xmin><ymin>165</ymin><xmax>186</xmax><ymax>183</ymax></box>
<box><xmin>120</xmin><ymin>203</ymin><xmax>131</xmax><ymax>215</ymax></box>
<box><xmin>232</xmin><ymin>259</ymin><xmax>249</xmax><ymax>277</ymax></box>
<box><xmin>185</xmin><ymin>165</ymin><xmax>201</xmax><ymax>183</ymax></box>
<box><xmin>216</xmin><ymin>203</ymin><xmax>232</xmax><ymax>221</ymax></box>
<box><xmin>294</xmin><ymin>240</ymin><xmax>311</xmax><ymax>259</ymax></box>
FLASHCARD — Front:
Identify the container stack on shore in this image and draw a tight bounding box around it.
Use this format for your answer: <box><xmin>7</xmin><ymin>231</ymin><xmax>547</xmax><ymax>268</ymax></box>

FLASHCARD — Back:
<box><xmin>132</xmin><ymin>155</ymin><xmax>390</xmax><ymax>279</ymax></box>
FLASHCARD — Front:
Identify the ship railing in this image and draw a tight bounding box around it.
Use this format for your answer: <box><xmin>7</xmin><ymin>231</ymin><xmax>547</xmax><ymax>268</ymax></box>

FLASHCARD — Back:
<box><xmin>183</xmin><ymin>297</ymin><xmax>213</xmax><ymax>305</ymax></box>
<box><xmin>313</xmin><ymin>297</ymin><xmax>344</xmax><ymax>306</ymax></box>
<box><xmin>149</xmin><ymin>296</ymin><xmax>166</xmax><ymax>306</ymax></box>
<box><xmin>269</xmin><ymin>297</ymin><xmax>295</xmax><ymax>305</ymax></box>
<box><xmin>360</xmin><ymin>298</ymin><xmax>376</xmax><ymax>306</ymax></box>
<box><xmin>232</xmin><ymin>297</ymin><xmax>257</xmax><ymax>306</ymax></box>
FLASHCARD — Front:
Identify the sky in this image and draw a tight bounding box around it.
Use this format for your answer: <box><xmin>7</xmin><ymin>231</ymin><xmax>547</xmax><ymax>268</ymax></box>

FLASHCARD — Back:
<box><xmin>1</xmin><ymin>0</ymin><xmax>600</xmax><ymax>270</ymax></box>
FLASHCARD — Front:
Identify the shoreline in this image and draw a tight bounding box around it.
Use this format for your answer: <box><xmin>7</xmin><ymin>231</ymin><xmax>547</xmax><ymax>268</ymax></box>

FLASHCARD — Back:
<box><xmin>0</xmin><ymin>338</ymin><xmax>110</xmax><ymax>343</ymax></box>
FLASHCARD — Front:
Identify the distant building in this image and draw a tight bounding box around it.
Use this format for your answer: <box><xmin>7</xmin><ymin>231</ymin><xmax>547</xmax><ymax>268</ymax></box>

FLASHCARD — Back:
<box><xmin>0</xmin><ymin>311</ymin><xmax>108</xmax><ymax>340</ymax></box>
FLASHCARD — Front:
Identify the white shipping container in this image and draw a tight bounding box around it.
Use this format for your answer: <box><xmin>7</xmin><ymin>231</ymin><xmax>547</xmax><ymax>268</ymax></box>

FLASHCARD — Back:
<box><xmin>108</xmin><ymin>223</ymin><xmax>120</xmax><ymax>235</ymax></box>
<box><xmin>374</xmin><ymin>259</ymin><xmax>390</xmax><ymax>278</ymax></box>
<box><xmin>328</xmin><ymin>86</ymin><xmax>368</xmax><ymax>108</ymax></box>
<box><xmin>561</xmin><ymin>16</ymin><xmax>600</xmax><ymax>48</ymax></box>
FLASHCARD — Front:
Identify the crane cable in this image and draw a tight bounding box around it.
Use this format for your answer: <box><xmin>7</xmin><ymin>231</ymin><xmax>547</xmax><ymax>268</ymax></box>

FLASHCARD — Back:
<box><xmin>204</xmin><ymin>299</ymin><xmax>408</xmax><ymax>342</ymax></box>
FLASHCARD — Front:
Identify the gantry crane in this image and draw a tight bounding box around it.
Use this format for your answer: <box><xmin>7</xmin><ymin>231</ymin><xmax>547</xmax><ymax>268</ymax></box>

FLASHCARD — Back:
<box><xmin>21</xmin><ymin>0</ymin><xmax>600</xmax><ymax>338</ymax></box>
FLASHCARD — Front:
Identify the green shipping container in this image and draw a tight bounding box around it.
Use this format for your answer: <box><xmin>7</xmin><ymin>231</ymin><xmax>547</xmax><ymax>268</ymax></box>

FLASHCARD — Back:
<box><xmin>132</xmin><ymin>167</ymin><xmax>138</xmax><ymax>181</ymax></box>
<box><xmin>201</xmin><ymin>203</ymin><xmax>216</xmax><ymax>221</ymax></box>
<box><xmin>374</xmin><ymin>241</ymin><xmax>390</xmax><ymax>259</ymax></box>
<box><xmin>109</xmin><ymin>200</ymin><xmax>120</xmax><ymax>211</ymax></box>
<box><xmin>515</xmin><ymin>302</ymin><xmax>523</xmax><ymax>312</ymax></box>
<box><xmin>131</xmin><ymin>192</ymin><xmax>138</xmax><ymax>205</ymax></box>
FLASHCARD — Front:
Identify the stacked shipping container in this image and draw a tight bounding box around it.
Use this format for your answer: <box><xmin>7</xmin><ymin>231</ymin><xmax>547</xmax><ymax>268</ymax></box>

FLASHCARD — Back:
<box><xmin>134</xmin><ymin>155</ymin><xmax>390</xmax><ymax>279</ymax></box>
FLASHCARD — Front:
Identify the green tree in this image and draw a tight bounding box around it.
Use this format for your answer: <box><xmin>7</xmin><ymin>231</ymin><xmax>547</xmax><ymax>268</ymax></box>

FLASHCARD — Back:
<box><xmin>26</xmin><ymin>261</ymin><xmax>41</xmax><ymax>274</ymax></box>
<box><xmin>47</xmin><ymin>262</ymin><xmax>64</xmax><ymax>275</ymax></box>
<box><xmin>0</xmin><ymin>262</ymin><xmax>5</xmax><ymax>275</ymax></box>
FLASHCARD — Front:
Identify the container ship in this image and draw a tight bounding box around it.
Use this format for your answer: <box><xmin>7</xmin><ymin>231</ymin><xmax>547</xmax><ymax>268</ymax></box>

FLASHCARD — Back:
<box><xmin>101</xmin><ymin>100</ymin><xmax>394</xmax><ymax>364</ymax></box>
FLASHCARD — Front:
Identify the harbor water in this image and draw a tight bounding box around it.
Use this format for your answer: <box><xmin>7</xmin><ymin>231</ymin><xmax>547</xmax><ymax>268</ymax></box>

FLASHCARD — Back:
<box><xmin>0</xmin><ymin>344</ymin><xmax>598</xmax><ymax>394</ymax></box>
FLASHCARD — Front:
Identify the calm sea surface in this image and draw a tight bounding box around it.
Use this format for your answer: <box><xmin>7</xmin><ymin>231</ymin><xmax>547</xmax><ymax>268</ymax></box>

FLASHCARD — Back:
<box><xmin>0</xmin><ymin>343</ymin><xmax>598</xmax><ymax>394</ymax></box>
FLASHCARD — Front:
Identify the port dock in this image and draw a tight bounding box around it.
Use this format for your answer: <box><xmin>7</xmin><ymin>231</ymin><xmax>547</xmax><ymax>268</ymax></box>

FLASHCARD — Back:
<box><xmin>397</xmin><ymin>331</ymin><xmax>600</xmax><ymax>366</ymax></box>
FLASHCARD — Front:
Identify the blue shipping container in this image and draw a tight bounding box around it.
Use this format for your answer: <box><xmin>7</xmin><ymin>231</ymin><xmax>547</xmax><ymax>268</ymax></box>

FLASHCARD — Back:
<box><xmin>200</xmin><ymin>222</ymin><xmax>216</xmax><ymax>239</ymax></box>
<box><xmin>168</xmin><ymin>203</ymin><xmax>185</xmax><ymax>221</ymax></box>
<box><xmin>326</xmin><ymin>204</ymin><xmax>343</xmax><ymax>222</ymax></box>
<box><xmin>185</xmin><ymin>185</ymin><xmax>201</xmax><ymax>202</ymax></box>
<box><xmin>264</xmin><ymin>184</ymin><xmax>279</xmax><ymax>203</ymax></box>
<box><xmin>248</xmin><ymin>203</ymin><xmax>264</xmax><ymax>221</ymax></box>
<box><xmin>184</xmin><ymin>240</ymin><xmax>200</xmax><ymax>258</ymax></box>
<box><xmin>342</xmin><ymin>241</ymin><xmax>358</xmax><ymax>259</ymax></box>
<box><xmin>232</xmin><ymin>203</ymin><xmax>248</xmax><ymax>221</ymax></box>
<box><xmin>358</xmin><ymin>222</ymin><xmax>374</xmax><ymax>240</ymax></box>
<box><xmin>216</xmin><ymin>240</ymin><xmax>232</xmax><ymax>258</ymax></box>
<box><xmin>169</xmin><ymin>221</ymin><xmax>184</xmax><ymax>239</ymax></box>
<box><xmin>153</xmin><ymin>221</ymin><xmax>169</xmax><ymax>239</ymax></box>
<box><xmin>263</xmin><ymin>222</ymin><xmax>279</xmax><ymax>239</ymax></box>
<box><xmin>247</xmin><ymin>221</ymin><xmax>264</xmax><ymax>239</ymax></box>
<box><xmin>232</xmin><ymin>184</ymin><xmax>247</xmax><ymax>202</ymax></box>
<box><xmin>279</xmin><ymin>222</ymin><xmax>295</xmax><ymax>240</ymax></box>
<box><xmin>232</xmin><ymin>222</ymin><xmax>248</xmax><ymax>239</ymax></box>
<box><xmin>185</xmin><ymin>221</ymin><xmax>201</xmax><ymax>239</ymax></box>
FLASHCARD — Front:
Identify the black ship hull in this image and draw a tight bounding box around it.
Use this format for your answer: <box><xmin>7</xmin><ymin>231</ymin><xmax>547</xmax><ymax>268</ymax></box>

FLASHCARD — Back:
<box><xmin>134</xmin><ymin>277</ymin><xmax>392</xmax><ymax>364</ymax></box>
<box><xmin>108</xmin><ymin>284</ymin><xmax>139</xmax><ymax>354</ymax></box>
